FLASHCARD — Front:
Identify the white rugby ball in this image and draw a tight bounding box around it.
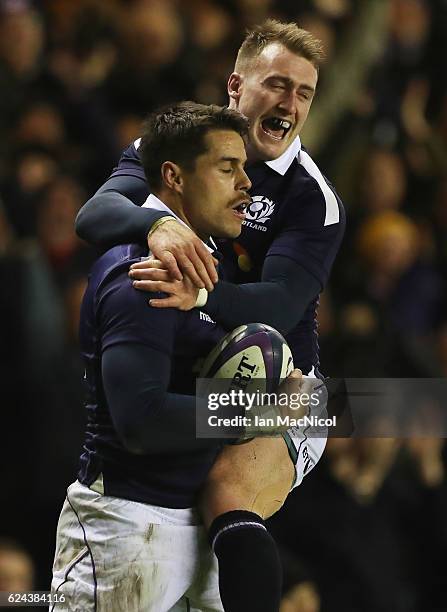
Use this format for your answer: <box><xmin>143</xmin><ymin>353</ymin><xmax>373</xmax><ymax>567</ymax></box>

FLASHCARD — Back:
<box><xmin>199</xmin><ymin>323</ymin><xmax>294</xmax><ymax>394</ymax></box>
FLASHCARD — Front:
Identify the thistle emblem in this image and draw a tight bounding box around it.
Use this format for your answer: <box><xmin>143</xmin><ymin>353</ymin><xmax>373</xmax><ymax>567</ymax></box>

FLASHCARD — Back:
<box><xmin>245</xmin><ymin>196</ymin><xmax>275</xmax><ymax>223</ymax></box>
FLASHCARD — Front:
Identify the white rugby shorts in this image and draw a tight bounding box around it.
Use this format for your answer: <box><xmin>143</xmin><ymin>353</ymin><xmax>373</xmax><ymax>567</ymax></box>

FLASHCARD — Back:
<box><xmin>283</xmin><ymin>370</ymin><xmax>329</xmax><ymax>489</ymax></box>
<box><xmin>51</xmin><ymin>478</ymin><xmax>223</xmax><ymax>611</ymax></box>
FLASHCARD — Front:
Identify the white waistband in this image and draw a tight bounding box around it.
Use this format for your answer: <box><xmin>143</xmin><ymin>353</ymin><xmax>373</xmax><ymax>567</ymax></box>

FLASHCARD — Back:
<box><xmin>80</xmin><ymin>476</ymin><xmax>201</xmax><ymax>526</ymax></box>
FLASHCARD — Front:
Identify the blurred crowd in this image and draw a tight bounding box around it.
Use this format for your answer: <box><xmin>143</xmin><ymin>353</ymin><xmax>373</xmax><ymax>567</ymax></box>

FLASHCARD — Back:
<box><xmin>0</xmin><ymin>0</ymin><xmax>446</xmax><ymax>610</ymax></box>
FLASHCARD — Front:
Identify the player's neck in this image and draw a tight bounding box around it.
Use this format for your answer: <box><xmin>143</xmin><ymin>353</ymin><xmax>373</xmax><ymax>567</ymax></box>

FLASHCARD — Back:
<box><xmin>153</xmin><ymin>190</ymin><xmax>209</xmax><ymax>243</ymax></box>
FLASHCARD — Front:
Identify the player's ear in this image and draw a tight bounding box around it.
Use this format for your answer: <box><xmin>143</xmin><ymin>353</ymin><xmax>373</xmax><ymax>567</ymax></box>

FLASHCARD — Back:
<box><xmin>228</xmin><ymin>72</ymin><xmax>242</xmax><ymax>105</ymax></box>
<box><xmin>161</xmin><ymin>161</ymin><xmax>183</xmax><ymax>194</ymax></box>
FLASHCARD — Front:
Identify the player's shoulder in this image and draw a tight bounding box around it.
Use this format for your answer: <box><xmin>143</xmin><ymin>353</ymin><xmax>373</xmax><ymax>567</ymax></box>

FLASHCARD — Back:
<box><xmin>92</xmin><ymin>245</ymin><xmax>179</xmax><ymax>330</ymax></box>
<box><xmin>285</xmin><ymin>147</ymin><xmax>345</xmax><ymax>229</ymax></box>
<box><xmin>88</xmin><ymin>244</ymin><xmax>147</xmax><ymax>310</ymax></box>
<box><xmin>80</xmin><ymin>245</ymin><xmax>144</xmax><ymax>340</ymax></box>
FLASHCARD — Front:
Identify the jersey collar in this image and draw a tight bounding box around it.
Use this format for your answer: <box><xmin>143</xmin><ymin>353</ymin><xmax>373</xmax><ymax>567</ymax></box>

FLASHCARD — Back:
<box><xmin>264</xmin><ymin>136</ymin><xmax>302</xmax><ymax>176</ymax></box>
<box><xmin>142</xmin><ymin>193</ymin><xmax>217</xmax><ymax>253</ymax></box>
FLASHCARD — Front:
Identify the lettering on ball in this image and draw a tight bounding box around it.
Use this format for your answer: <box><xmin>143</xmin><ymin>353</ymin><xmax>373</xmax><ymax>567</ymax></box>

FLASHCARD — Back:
<box><xmin>229</xmin><ymin>354</ymin><xmax>257</xmax><ymax>392</ymax></box>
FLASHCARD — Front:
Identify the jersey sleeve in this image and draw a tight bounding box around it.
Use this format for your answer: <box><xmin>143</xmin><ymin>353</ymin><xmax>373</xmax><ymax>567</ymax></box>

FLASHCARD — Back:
<box><xmin>102</xmin><ymin>343</ymin><xmax>227</xmax><ymax>454</ymax></box>
<box><xmin>96</xmin><ymin>270</ymin><xmax>230</xmax><ymax>454</ymax></box>
<box><xmin>97</xmin><ymin>269</ymin><xmax>179</xmax><ymax>355</ymax></box>
<box><xmin>109</xmin><ymin>139</ymin><xmax>147</xmax><ymax>182</ymax></box>
<box><xmin>267</xmin><ymin>186</ymin><xmax>346</xmax><ymax>289</ymax></box>
<box><xmin>75</xmin><ymin>140</ymin><xmax>173</xmax><ymax>246</ymax></box>
<box><xmin>76</xmin><ymin>188</ymin><xmax>167</xmax><ymax>247</ymax></box>
<box><xmin>203</xmin><ymin>255</ymin><xmax>320</xmax><ymax>335</ymax></box>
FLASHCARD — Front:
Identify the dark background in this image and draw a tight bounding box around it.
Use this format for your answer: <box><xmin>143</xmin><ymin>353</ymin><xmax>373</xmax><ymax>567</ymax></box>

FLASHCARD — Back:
<box><xmin>0</xmin><ymin>1</ymin><xmax>446</xmax><ymax>610</ymax></box>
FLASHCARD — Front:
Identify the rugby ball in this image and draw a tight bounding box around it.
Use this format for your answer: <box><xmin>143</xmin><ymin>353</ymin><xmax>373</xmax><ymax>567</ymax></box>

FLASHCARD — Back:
<box><xmin>199</xmin><ymin>323</ymin><xmax>294</xmax><ymax>393</ymax></box>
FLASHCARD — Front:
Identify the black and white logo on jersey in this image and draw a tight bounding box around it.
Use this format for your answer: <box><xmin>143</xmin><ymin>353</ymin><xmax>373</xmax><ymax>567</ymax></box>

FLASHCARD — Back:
<box><xmin>246</xmin><ymin>196</ymin><xmax>275</xmax><ymax>223</ymax></box>
<box><xmin>244</xmin><ymin>196</ymin><xmax>275</xmax><ymax>232</ymax></box>
<box><xmin>199</xmin><ymin>311</ymin><xmax>215</xmax><ymax>324</ymax></box>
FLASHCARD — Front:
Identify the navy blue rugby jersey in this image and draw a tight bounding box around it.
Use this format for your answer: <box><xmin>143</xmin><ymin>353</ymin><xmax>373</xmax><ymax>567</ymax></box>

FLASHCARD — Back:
<box><xmin>78</xmin><ymin>242</ymin><xmax>226</xmax><ymax>508</ymax></box>
<box><xmin>111</xmin><ymin>137</ymin><xmax>345</xmax><ymax>373</ymax></box>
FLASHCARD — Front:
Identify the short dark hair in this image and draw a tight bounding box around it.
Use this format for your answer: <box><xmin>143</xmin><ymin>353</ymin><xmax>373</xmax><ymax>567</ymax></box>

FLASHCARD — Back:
<box><xmin>140</xmin><ymin>101</ymin><xmax>249</xmax><ymax>189</ymax></box>
<box><xmin>236</xmin><ymin>19</ymin><xmax>325</xmax><ymax>72</ymax></box>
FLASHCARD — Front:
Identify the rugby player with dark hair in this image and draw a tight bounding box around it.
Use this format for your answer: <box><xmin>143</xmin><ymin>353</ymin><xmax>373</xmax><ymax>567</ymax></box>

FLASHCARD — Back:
<box><xmin>51</xmin><ymin>102</ymin><xmax>265</xmax><ymax>610</ymax></box>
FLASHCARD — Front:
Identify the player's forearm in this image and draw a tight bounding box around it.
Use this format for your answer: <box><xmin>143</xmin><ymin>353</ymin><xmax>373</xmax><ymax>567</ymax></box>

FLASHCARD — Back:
<box><xmin>204</xmin><ymin>280</ymin><xmax>301</xmax><ymax>334</ymax></box>
<box><xmin>76</xmin><ymin>190</ymin><xmax>167</xmax><ymax>247</ymax></box>
<box><xmin>204</xmin><ymin>256</ymin><xmax>321</xmax><ymax>335</ymax></box>
<box><xmin>76</xmin><ymin>175</ymin><xmax>170</xmax><ymax>247</ymax></box>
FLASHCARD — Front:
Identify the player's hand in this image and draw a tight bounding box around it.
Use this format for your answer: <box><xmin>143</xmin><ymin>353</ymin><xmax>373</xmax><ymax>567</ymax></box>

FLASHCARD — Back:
<box><xmin>130</xmin><ymin>258</ymin><xmax>178</xmax><ymax>288</ymax></box>
<box><xmin>131</xmin><ymin>259</ymin><xmax>200</xmax><ymax>311</ymax></box>
<box><xmin>277</xmin><ymin>370</ymin><xmax>326</xmax><ymax>421</ymax></box>
<box><xmin>277</xmin><ymin>369</ymin><xmax>305</xmax><ymax>420</ymax></box>
<box><xmin>146</xmin><ymin>219</ymin><xmax>218</xmax><ymax>291</ymax></box>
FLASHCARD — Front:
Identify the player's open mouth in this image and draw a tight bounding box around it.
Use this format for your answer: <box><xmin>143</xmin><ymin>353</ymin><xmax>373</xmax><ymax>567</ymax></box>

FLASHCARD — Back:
<box><xmin>261</xmin><ymin>117</ymin><xmax>292</xmax><ymax>140</ymax></box>
<box><xmin>232</xmin><ymin>200</ymin><xmax>249</xmax><ymax>220</ymax></box>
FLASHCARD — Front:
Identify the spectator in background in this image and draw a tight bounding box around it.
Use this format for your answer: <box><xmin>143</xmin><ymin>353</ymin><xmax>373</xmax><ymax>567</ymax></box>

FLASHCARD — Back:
<box><xmin>329</xmin><ymin>210</ymin><xmax>443</xmax><ymax>377</ymax></box>
<box><xmin>279</xmin><ymin>546</ymin><xmax>321</xmax><ymax>612</ymax></box>
<box><xmin>37</xmin><ymin>176</ymin><xmax>87</xmax><ymax>280</ymax></box>
<box><xmin>1</xmin><ymin>99</ymin><xmax>65</xmax><ymax>238</ymax></box>
<box><xmin>360</xmin><ymin>148</ymin><xmax>407</xmax><ymax>213</ymax></box>
<box><xmin>1</xmin><ymin>145</ymin><xmax>59</xmax><ymax>238</ymax></box>
<box><xmin>0</xmin><ymin>539</ymin><xmax>35</xmax><ymax>592</ymax></box>
<box><xmin>337</xmin><ymin>146</ymin><xmax>409</xmax><ymax>258</ymax></box>
<box><xmin>104</xmin><ymin>0</ymin><xmax>194</xmax><ymax>114</ymax></box>
<box><xmin>0</xmin><ymin>2</ymin><xmax>45</xmax><ymax>137</ymax></box>
<box><xmin>356</xmin><ymin>210</ymin><xmax>442</xmax><ymax>337</ymax></box>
